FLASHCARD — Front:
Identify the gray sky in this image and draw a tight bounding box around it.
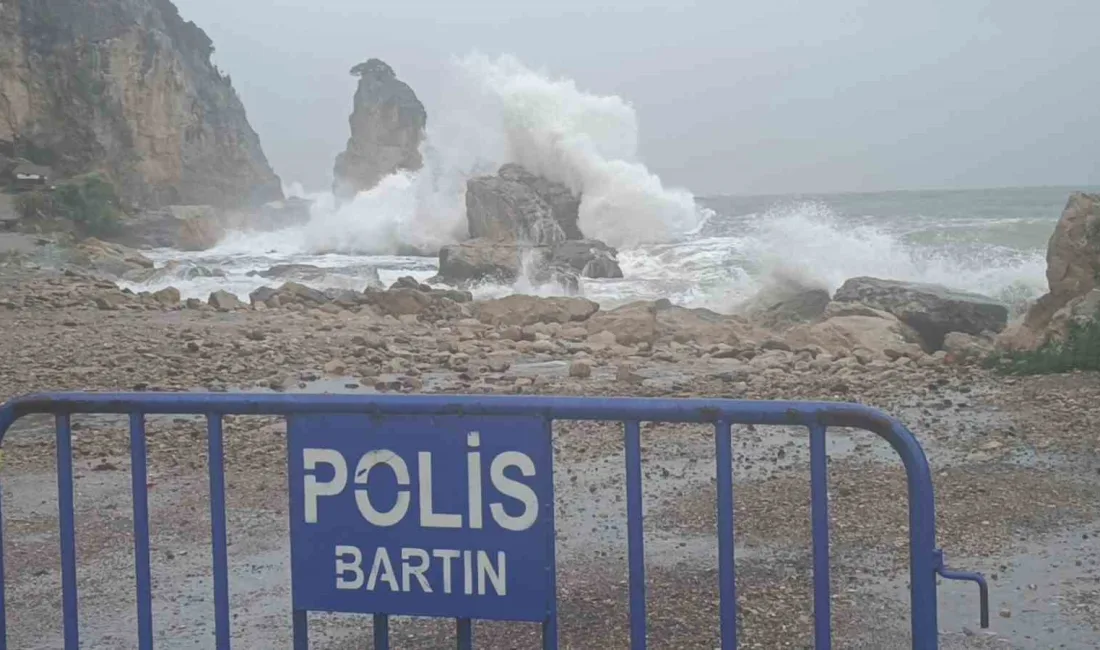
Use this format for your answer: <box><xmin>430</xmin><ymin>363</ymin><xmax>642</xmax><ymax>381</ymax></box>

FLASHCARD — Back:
<box><xmin>176</xmin><ymin>0</ymin><xmax>1099</xmax><ymax>196</ymax></box>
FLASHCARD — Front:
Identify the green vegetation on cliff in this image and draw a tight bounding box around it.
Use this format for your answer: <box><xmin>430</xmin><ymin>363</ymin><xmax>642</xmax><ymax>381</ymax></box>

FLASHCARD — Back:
<box><xmin>15</xmin><ymin>173</ymin><xmax>122</xmax><ymax>235</ymax></box>
<box><xmin>986</xmin><ymin>312</ymin><xmax>1100</xmax><ymax>375</ymax></box>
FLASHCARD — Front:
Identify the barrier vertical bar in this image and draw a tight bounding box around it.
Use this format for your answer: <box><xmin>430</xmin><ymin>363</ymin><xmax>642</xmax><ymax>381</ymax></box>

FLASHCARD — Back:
<box><xmin>809</xmin><ymin>423</ymin><xmax>832</xmax><ymax>650</ymax></box>
<box><xmin>129</xmin><ymin>412</ymin><xmax>154</xmax><ymax>650</ymax></box>
<box><xmin>715</xmin><ymin>420</ymin><xmax>737</xmax><ymax>650</ymax></box>
<box><xmin>457</xmin><ymin>618</ymin><xmax>473</xmax><ymax>649</ymax></box>
<box><xmin>541</xmin><ymin>417</ymin><xmax>559</xmax><ymax>650</ymax></box>
<box><xmin>900</xmin><ymin>420</ymin><xmax>941</xmax><ymax>650</ymax></box>
<box><xmin>0</xmin><ymin>473</ymin><xmax>6</xmax><ymax>648</ymax></box>
<box><xmin>374</xmin><ymin>613</ymin><xmax>389</xmax><ymax>650</ymax></box>
<box><xmin>624</xmin><ymin>420</ymin><xmax>646</xmax><ymax>650</ymax></box>
<box><xmin>55</xmin><ymin>414</ymin><xmax>79</xmax><ymax>650</ymax></box>
<box><xmin>291</xmin><ymin>610</ymin><xmax>308</xmax><ymax>650</ymax></box>
<box><xmin>207</xmin><ymin>415</ymin><xmax>231</xmax><ymax>649</ymax></box>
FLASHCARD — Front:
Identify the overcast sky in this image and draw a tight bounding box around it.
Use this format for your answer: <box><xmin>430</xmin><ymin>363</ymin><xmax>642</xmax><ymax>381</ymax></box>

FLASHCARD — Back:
<box><xmin>175</xmin><ymin>0</ymin><xmax>1098</xmax><ymax>196</ymax></box>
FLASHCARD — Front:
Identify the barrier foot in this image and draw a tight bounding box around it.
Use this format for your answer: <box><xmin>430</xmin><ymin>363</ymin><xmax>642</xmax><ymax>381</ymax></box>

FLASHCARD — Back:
<box><xmin>934</xmin><ymin>549</ymin><xmax>989</xmax><ymax>629</ymax></box>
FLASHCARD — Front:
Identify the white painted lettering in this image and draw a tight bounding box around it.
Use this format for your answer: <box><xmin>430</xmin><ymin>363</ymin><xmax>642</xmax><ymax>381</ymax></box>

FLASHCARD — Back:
<box><xmin>335</xmin><ymin>545</ymin><xmax>364</xmax><ymax>589</ymax></box>
<box><xmin>354</xmin><ymin>451</ymin><xmax>410</xmax><ymax>527</ymax></box>
<box><xmin>463</xmin><ymin>550</ymin><xmax>473</xmax><ymax>595</ymax></box>
<box><xmin>303</xmin><ymin>449</ymin><xmax>347</xmax><ymax>523</ymax></box>
<box><xmin>489</xmin><ymin>452</ymin><xmax>539</xmax><ymax>531</ymax></box>
<box><xmin>477</xmin><ymin>550</ymin><xmax>506</xmax><ymax>596</ymax></box>
<box><xmin>467</xmin><ymin>432</ymin><xmax>483</xmax><ymax>529</ymax></box>
<box><xmin>401</xmin><ymin>548</ymin><xmax>432</xmax><ymax>593</ymax></box>
<box><xmin>418</xmin><ymin>452</ymin><xmax>463</xmax><ymax>528</ymax></box>
<box><xmin>433</xmin><ymin>549</ymin><xmax>460</xmax><ymax>594</ymax></box>
<box><xmin>366</xmin><ymin>547</ymin><xmax>399</xmax><ymax>592</ymax></box>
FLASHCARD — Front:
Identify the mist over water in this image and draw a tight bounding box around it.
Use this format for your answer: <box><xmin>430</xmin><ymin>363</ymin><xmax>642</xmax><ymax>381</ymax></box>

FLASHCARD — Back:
<box><xmin>119</xmin><ymin>55</ymin><xmax>1085</xmax><ymax>314</ymax></box>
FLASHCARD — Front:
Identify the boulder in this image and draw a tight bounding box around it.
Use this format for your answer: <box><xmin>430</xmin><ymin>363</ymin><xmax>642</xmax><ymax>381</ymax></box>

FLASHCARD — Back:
<box><xmin>550</xmin><ymin>239</ymin><xmax>624</xmax><ymax>278</ymax></box>
<box><xmin>363</xmin><ymin>287</ymin><xmax>470</xmax><ymax>319</ymax></box>
<box><xmin>786</xmin><ymin>304</ymin><xmax>923</xmax><ymax>359</ymax></box>
<box><xmin>249</xmin><ymin>286</ymin><xmax>279</xmax><ymax>306</ymax></box>
<box><xmin>834</xmin><ymin>276</ymin><xmax>1007</xmax><ymax>350</ymax></box>
<box><xmin>998</xmin><ymin>193</ymin><xmax>1100</xmax><ymax>351</ymax></box>
<box><xmin>389</xmin><ymin>276</ymin><xmax>432</xmax><ymax>292</ymax></box>
<box><xmin>585</xmin><ymin>299</ymin><xmax>756</xmax><ymax>347</ymax></box>
<box><xmin>69</xmin><ymin>238</ymin><xmax>154</xmax><ymax>277</ymax></box>
<box><xmin>473</xmin><ymin>295</ymin><xmax>600</xmax><ymax>327</ymax></box>
<box><xmin>151</xmin><ymin>286</ymin><xmax>181</xmax><ymax>307</ymax></box>
<box><xmin>466</xmin><ymin>164</ymin><xmax>582</xmax><ymax>244</ymax></box>
<box><xmin>208</xmin><ymin>290</ymin><xmax>244</xmax><ymax>311</ymax></box>
<box><xmin>333</xmin><ymin>59</ymin><xmax>426</xmax><ymax>198</ymax></box>
<box><xmin>436</xmin><ymin>239</ymin><xmax>524</xmax><ymax>285</ymax></box>
<box><xmin>367</xmin><ymin>288</ymin><xmax>430</xmax><ymax>316</ymax></box>
<box><xmin>744</xmin><ymin>288</ymin><xmax>831</xmax><ymax>330</ymax></box>
<box><xmin>434</xmin><ymin>238</ymin><xmax>621</xmax><ymax>288</ymax></box>
<box><xmin>123</xmin><ymin>260</ymin><xmax>225</xmax><ymax>284</ymax></box>
<box><xmin>1045</xmin><ymin>193</ymin><xmax>1100</xmax><ymax>300</ymax></box>
<box><xmin>942</xmin><ymin>332</ymin><xmax>994</xmax><ymax>361</ymax></box>
<box><xmin>569</xmin><ymin>359</ymin><xmax>593</xmax><ymax>379</ymax></box>
<box><xmin>247</xmin><ymin>263</ymin><xmax>383</xmax><ymax>288</ymax></box>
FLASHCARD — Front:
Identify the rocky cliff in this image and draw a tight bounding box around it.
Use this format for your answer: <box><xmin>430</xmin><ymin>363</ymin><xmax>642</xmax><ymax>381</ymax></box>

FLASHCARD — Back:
<box><xmin>998</xmin><ymin>193</ymin><xmax>1100</xmax><ymax>350</ymax></box>
<box><xmin>0</xmin><ymin>0</ymin><xmax>281</xmax><ymax>208</ymax></box>
<box><xmin>332</xmin><ymin>59</ymin><xmax>426</xmax><ymax>199</ymax></box>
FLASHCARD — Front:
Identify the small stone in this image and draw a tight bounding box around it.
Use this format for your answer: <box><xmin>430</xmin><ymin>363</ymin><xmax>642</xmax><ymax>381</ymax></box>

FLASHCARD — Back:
<box><xmin>998</xmin><ymin>607</ymin><xmax>1011</xmax><ymax>619</ymax></box>
<box><xmin>588</xmin><ymin>330</ymin><xmax>617</xmax><ymax>347</ymax></box>
<box><xmin>94</xmin><ymin>295</ymin><xmax>122</xmax><ymax>311</ymax></box>
<box><xmin>569</xmin><ymin>360</ymin><xmax>593</xmax><ymax>379</ymax></box>
<box><xmin>352</xmin><ymin>333</ymin><xmax>387</xmax><ymax>350</ymax></box>
<box><xmin>499</xmin><ymin>326</ymin><xmax>523</xmax><ymax>342</ymax></box>
<box><xmin>323</xmin><ymin>359</ymin><xmax>348</xmax><ymax>375</ymax></box>
<box><xmin>486</xmin><ymin>353</ymin><xmax>512</xmax><ymax>373</ymax></box>
<box><xmin>532</xmin><ymin>340</ymin><xmax>556</xmax><ymax>354</ymax></box>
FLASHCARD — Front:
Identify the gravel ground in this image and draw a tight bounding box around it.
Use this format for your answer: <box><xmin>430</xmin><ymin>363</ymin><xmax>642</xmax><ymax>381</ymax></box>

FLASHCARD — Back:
<box><xmin>1</xmin><ymin>266</ymin><xmax>1099</xmax><ymax>648</ymax></box>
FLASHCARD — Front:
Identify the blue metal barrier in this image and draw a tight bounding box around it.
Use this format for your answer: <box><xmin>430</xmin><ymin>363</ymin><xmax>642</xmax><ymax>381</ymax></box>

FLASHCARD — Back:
<box><xmin>0</xmin><ymin>393</ymin><xmax>989</xmax><ymax>649</ymax></box>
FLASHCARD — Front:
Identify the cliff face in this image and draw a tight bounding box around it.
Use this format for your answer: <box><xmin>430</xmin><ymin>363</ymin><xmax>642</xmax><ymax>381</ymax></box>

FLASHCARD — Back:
<box><xmin>0</xmin><ymin>0</ymin><xmax>281</xmax><ymax>208</ymax></box>
<box><xmin>333</xmin><ymin>59</ymin><xmax>426</xmax><ymax>199</ymax></box>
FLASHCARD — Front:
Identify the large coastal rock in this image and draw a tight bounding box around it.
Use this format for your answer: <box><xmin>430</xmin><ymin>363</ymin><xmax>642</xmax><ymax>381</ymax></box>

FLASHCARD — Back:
<box><xmin>786</xmin><ymin>302</ymin><xmax>924</xmax><ymax>359</ymax></box>
<box><xmin>332</xmin><ymin>59</ymin><xmax>426</xmax><ymax>199</ymax></box>
<box><xmin>466</xmin><ymin>164</ymin><xmax>583</xmax><ymax>244</ymax></box>
<box><xmin>434</xmin><ymin>238</ymin><xmax>623</xmax><ymax>288</ymax></box>
<box><xmin>0</xmin><ymin>0</ymin><xmax>281</xmax><ymax>208</ymax></box>
<box><xmin>834</xmin><ymin>277</ymin><xmax>1007</xmax><ymax>350</ymax></box>
<box><xmin>999</xmin><ymin>194</ymin><xmax>1100</xmax><ymax>350</ymax></box>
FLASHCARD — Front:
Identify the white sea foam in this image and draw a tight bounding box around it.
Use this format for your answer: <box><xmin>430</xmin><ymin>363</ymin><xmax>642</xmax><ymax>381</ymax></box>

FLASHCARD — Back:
<box><xmin>222</xmin><ymin>53</ymin><xmax>705</xmax><ymax>259</ymax></box>
<box><xmin>118</xmin><ymin>55</ymin><xmax>1051</xmax><ymax>312</ymax></box>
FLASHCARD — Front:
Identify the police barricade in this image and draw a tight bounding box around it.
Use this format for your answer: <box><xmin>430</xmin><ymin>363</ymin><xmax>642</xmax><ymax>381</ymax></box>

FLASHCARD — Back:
<box><xmin>0</xmin><ymin>393</ymin><xmax>989</xmax><ymax>649</ymax></box>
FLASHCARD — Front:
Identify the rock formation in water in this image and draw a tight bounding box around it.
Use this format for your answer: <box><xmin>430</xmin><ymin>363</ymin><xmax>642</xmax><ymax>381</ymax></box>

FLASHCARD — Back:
<box><xmin>998</xmin><ymin>192</ymin><xmax>1100</xmax><ymax>350</ymax></box>
<box><xmin>466</xmin><ymin>163</ymin><xmax>583</xmax><ymax>243</ymax></box>
<box><xmin>433</xmin><ymin>163</ymin><xmax>622</xmax><ymax>289</ymax></box>
<box><xmin>0</xmin><ymin>0</ymin><xmax>282</xmax><ymax>208</ymax></box>
<box><xmin>332</xmin><ymin>59</ymin><xmax>426</xmax><ymax>199</ymax></box>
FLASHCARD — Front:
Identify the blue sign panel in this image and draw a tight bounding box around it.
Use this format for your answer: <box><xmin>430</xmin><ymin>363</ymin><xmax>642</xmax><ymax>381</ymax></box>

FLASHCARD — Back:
<box><xmin>288</xmin><ymin>414</ymin><xmax>555</xmax><ymax>622</ymax></box>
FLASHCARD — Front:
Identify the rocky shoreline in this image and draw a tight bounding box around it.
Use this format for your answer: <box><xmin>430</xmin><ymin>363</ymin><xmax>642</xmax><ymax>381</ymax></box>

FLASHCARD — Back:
<box><xmin>1</xmin><ymin>255</ymin><xmax>1099</xmax><ymax>648</ymax></box>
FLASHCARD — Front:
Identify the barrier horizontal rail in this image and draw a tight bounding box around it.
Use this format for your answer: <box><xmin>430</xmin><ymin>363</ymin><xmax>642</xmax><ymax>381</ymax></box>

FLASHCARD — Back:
<box><xmin>0</xmin><ymin>392</ymin><xmax>989</xmax><ymax>649</ymax></box>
